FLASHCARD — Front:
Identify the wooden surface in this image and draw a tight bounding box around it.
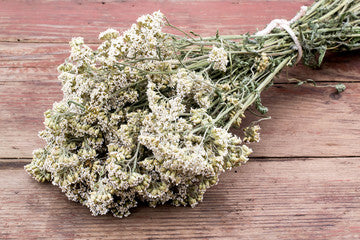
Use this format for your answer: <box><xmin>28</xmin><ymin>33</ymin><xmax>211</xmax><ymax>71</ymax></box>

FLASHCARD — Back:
<box><xmin>1</xmin><ymin>1</ymin><xmax>360</xmax><ymax>239</ymax></box>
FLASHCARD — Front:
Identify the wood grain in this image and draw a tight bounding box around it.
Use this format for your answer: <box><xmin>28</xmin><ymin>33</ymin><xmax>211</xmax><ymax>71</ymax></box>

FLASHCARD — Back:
<box><xmin>0</xmin><ymin>44</ymin><xmax>359</xmax><ymax>159</ymax></box>
<box><xmin>1</xmin><ymin>158</ymin><xmax>360</xmax><ymax>239</ymax></box>
<box><xmin>1</xmin><ymin>1</ymin><xmax>360</xmax><ymax>239</ymax></box>
<box><xmin>0</xmin><ymin>43</ymin><xmax>70</xmax><ymax>68</ymax></box>
<box><xmin>1</xmin><ymin>80</ymin><xmax>359</xmax><ymax>159</ymax></box>
<box><xmin>0</xmin><ymin>0</ymin><xmax>312</xmax><ymax>43</ymax></box>
<box><xmin>1</xmin><ymin>42</ymin><xmax>360</xmax><ymax>79</ymax></box>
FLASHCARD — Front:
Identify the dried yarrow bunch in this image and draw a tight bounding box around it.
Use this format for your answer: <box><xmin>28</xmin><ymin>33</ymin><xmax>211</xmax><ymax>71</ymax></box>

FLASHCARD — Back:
<box><xmin>26</xmin><ymin>0</ymin><xmax>360</xmax><ymax>217</ymax></box>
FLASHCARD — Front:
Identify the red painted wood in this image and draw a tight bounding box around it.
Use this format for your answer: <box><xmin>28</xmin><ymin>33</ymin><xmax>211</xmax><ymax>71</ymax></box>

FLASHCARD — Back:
<box><xmin>1</xmin><ymin>42</ymin><xmax>360</xmax><ymax>79</ymax></box>
<box><xmin>1</xmin><ymin>1</ymin><xmax>360</xmax><ymax>238</ymax></box>
<box><xmin>1</xmin><ymin>81</ymin><xmax>360</xmax><ymax>158</ymax></box>
<box><xmin>0</xmin><ymin>0</ymin><xmax>312</xmax><ymax>42</ymax></box>
<box><xmin>1</xmin><ymin>158</ymin><xmax>360</xmax><ymax>239</ymax></box>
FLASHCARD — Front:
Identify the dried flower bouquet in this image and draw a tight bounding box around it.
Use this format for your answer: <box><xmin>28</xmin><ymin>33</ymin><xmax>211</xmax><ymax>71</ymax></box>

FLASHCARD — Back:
<box><xmin>26</xmin><ymin>0</ymin><xmax>360</xmax><ymax>218</ymax></box>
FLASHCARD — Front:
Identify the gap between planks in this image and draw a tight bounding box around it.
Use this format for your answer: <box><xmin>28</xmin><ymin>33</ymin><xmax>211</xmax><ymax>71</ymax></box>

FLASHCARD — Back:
<box><xmin>2</xmin><ymin>156</ymin><xmax>360</xmax><ymax>170</ymax></box>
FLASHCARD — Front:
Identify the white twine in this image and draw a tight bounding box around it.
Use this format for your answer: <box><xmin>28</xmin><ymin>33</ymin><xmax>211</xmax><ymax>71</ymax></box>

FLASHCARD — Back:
<box><xmin>255</xmin><ymin>6</ymin><xmax>308</xmax><ymax>64</ymax></box>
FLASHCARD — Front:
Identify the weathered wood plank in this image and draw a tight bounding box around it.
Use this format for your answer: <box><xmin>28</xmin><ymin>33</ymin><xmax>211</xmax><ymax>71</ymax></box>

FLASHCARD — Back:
<box><xmin>0</xmin><ymin>43</ymin><xmax>70</xmax><ymax>68</ymax></box>
<box><xmin>1</xmin><ymin>43</ymin><xmax>360</xmax><ymax>81</ymax></box>
<box><xmin>0</xmin><ymin>67</ymin><xmax>56</xmax><ymax>82</ymax></box>
<box><xmin>0</xmin><ymin>43</ymin><xmax>360</xmax><ymax>83</ymax></box>
<box><xmin>1</xmin><ymin>158</ymin><xmax>360</xmax><ymax>239</ymax></box>
<box><xmin>242</xmin><ymin>82</ymin><xmax>360</xmax><ymax>158</ymax></box>
<box><xmin>1</xmin><ymin>80</ymin><xmax>359</xmax><ymax>159</ymax></box>
<box><xmin>0</xmin><ymin>0</ymin><xmax>312</xmax><ymax>43</ymax></box>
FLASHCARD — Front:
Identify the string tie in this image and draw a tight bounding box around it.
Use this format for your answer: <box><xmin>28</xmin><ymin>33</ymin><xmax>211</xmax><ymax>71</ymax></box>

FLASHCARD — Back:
<box><xmin>255</xmin><ymin>6</ymin><xmax>308</xmax><ymax>64</ymax></box>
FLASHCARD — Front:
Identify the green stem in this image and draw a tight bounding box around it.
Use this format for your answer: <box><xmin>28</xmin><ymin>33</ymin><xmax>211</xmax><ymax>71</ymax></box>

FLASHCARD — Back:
<box><xmin>68</xmin><ymin>100</ymin><xmax>85</xmax><ymax>110</ymax></box>
<box><xmin>224</xmin><ymin>56</ymin><xmax>291</xmax><ymax>130</ymax></box>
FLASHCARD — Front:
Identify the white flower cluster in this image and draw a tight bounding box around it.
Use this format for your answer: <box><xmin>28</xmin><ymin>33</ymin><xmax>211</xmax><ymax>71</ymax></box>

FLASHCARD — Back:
<box><xmin>25</xmin><ymin>11</ymin><xmax>254</xmax><ymax>218</ymax></box>
<box><xmin>208</xmin><ymin>46</ymin><xmax>228</xmax><ymax>72</ymax></box>
<box><xmin>243</xmin><ymin>125</ymin><xmax>261</xmax><ymax>143</ymax></box>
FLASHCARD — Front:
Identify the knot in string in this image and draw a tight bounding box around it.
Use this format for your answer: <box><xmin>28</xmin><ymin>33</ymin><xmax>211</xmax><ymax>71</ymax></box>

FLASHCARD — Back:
<box><xmin>255</xmin><ymin>6</ymin><xmax>308</xmax><ymax>64</ymax></box>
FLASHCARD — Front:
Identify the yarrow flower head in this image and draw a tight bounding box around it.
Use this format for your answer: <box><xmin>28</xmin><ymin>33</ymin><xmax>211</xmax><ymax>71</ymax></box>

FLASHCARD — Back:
<box><xmin>208</xmin><ymin>46</ymin><xmax>228</xmax><ymax>72</ymax></box>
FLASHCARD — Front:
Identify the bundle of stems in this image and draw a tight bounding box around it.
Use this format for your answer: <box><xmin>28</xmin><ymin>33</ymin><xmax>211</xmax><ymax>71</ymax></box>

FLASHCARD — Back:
<box><xmin>166</xmin><ymin>0</ymin><xmax>359</xmax><ymax>124</ymax></box>
<box><xmin>26</xmin><ymin>0</ymin><xmax>360</xmax><ymax>218</ymax></box>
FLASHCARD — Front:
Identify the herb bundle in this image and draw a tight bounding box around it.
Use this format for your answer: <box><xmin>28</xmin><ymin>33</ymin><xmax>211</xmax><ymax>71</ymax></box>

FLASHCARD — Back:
<box><xmin>26</xmin><ymin>0</ymin><xmax>360</xmax><ymax>218</ymax></box>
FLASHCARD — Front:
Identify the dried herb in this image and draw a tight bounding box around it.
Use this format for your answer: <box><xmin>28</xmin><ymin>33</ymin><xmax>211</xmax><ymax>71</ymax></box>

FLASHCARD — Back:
<box><xmin>26</xmin><ymin>0</ymin><xmax>360</xmax><ymax>217</ymax></box>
